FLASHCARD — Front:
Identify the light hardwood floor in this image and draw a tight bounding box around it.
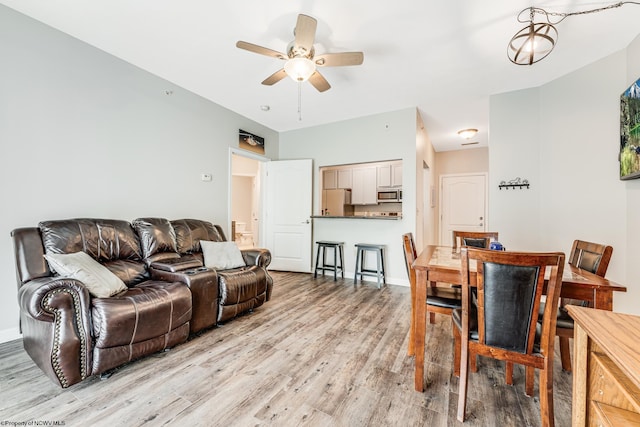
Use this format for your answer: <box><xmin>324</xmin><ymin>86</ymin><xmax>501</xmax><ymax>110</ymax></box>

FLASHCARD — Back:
<box><xmin>0</xmin><ymin>272</ymin><xmax>572</xmax><ymax>426</ymax></box>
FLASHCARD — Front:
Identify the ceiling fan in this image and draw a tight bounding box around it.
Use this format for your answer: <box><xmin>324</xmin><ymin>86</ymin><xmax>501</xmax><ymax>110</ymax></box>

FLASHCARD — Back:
<box><xmin>236</xmin><ymin>14</ymin><xmax>364</xmax><ymax>92</ymax></box>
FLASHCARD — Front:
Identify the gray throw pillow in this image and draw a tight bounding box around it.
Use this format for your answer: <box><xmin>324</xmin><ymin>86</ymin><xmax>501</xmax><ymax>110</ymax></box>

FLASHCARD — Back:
<box><xmin>201</xmin><ymin>241</ymin><xmax>246</xmax><ymax>270</ymax></box>
<box><xmin>45</xmin><ymin>251</ymin><xmax>127</xmax><ymax>298</ymax></box>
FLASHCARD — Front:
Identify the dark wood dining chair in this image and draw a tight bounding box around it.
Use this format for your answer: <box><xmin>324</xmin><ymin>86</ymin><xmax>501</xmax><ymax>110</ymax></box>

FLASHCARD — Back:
<box><xmin>451</xmin><ymin>230</ymin><xmax>499</xmax><ymax>373</ymax></box>
<box><xmin>546</xmin><ymin>239</ymin><xmax>613</xmax><ymax>372</ymax></box>
<box><xmin>452</xmin><ymin>230</ymin><xmax>499</xmax><ymax>250</ymax></box>
<box><xmin>453</xmin><ymin>247</ymin><xmax>565</xmax><ymax>427</ymax></box>
<box><xmin>402</xmin><ymin>233</ymin><xmax>462</xmax><ymax>357</ymax></box>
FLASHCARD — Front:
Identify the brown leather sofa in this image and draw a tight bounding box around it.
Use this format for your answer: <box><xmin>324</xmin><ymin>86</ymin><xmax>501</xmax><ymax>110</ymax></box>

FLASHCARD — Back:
<box><xmin>11</xmin><ymin>217</ymin><xmax>272</xmax><ymax>388</ymax></box>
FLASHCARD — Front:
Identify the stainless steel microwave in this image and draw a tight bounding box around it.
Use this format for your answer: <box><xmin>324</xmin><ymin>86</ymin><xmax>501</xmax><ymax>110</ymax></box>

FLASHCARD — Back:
<box><xmin>377</xmin><ymin>189</ymin><xmax>400</xmax><ymax>203</ymax></box>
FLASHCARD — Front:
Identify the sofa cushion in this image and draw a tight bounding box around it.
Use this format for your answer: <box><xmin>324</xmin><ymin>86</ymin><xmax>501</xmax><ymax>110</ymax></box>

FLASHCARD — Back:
<box><xmin>39</xmin><ymin>219</ymin><xmax>143</xmax><ymax>262</ymax></box>
<box><xmin>44</xmin><ymin>251</ymin><xmax>127</xmax><ymax>298</ymax></box>
<box><xmin>104</xmin><ymin>259</ymin><xmax>149</xmax><ymax>286</ymax></box>
<box><xmin>132</xmin><ymin>218</ymin><xmax>178</xmax><ymax>260</ymax></box>
<box><xmin>201</xmin><ymin>240</ymin><xmax>246</xmax><ymax>270</ymax></box>
<box><xmin>217</xmin><ymin>266</ymin><xmax>268</xmax><ymax>322</ymax></box>
<box><xmin>171</xmin><ymin>219</ymin><xmax>223</xmax><ymax>254</ymax></box>
<box><xmin>91</xmin><ymin>280</ymin><xmax>192</xmax><ymax>348</ymax></box>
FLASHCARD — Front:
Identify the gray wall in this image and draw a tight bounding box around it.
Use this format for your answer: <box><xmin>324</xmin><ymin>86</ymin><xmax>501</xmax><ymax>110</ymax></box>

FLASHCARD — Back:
<box><xmin>489</xmin><ymin>87</ymin><xmax>542</xmax><ymax>250</ymax></box>
<box><xmin>0</xmin><ymin>6</ymin><xmax>278</xmax><ymax>340</ymax></box>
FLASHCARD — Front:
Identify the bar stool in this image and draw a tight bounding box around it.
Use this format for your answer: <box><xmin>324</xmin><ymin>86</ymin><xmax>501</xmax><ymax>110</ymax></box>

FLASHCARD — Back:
<box><xmin>314</xmin><ymin>241</ymin><xmax>345</xmax><ymax>281</ymax></box>
<box><xmin>354</xmin><ymin>243</ymin><xmax>386</xmax><ymax>289</ymax></box>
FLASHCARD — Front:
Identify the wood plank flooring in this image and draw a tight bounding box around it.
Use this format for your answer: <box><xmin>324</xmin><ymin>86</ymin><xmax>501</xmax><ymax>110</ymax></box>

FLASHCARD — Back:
<box><xmin>0</xmin><ymin>272</ymin><xmax>572</xmax><ymax>426</ymax></box>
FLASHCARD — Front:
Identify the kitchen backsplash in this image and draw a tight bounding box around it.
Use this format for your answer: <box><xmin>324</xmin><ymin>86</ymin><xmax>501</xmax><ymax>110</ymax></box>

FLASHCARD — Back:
<box><xmin>353</xmin><ymin>202</ymin><xmax>402</xmax><ymax>216</ymax></box>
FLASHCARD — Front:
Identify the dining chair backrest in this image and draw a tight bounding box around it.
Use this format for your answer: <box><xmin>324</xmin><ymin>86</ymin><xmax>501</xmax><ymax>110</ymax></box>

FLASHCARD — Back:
<box><xmin>460</xmin><ymin>247</ymin><xmax>565</xmax><ymax>355</ymax></box>
<box><xmin>569</xmin><ymin>240</ymin><xmax>613</xmax><ymax>277</ymax></box>
<box><xmin>403</xmin><ymin>233</ymin><xmax>463</xmax><ymax>359</ymax></box>
<box><xmin>402</xmin><ymin>233</ymin><xmax>417</xmax><ymax>283</ymax></box>
<box><xmin>483</xmin><ymin>262</ymin><xmax>540</xmax><ymax>352</ymax></box>
<box><xmin>452</xmin><ymin>231</ymin><xmax>499</xmax><ymax>250</ymax></box>
<box><xmin>402</xmin><ymin>233</ymin><xmax>418</xmax><ymax>357</ymax></box>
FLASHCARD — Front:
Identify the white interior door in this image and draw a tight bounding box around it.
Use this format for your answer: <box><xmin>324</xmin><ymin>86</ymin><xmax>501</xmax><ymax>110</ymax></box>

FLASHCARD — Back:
<box><xmin>263</xmin><ymin>159</ymin><xmax>313</xmax><ymax>272</ymax></box>
<box><xmin>439</xmin><ymin>173</ymin><xmax>487</xmax><ymax>246</ymax></box>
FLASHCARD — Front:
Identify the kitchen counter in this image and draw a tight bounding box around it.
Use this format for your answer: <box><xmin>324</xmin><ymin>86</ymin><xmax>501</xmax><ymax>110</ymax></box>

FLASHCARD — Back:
<box><xmin>311</xmin><ymin>215</ymin><xmax>402</xmax><ymax>220</ymax></box>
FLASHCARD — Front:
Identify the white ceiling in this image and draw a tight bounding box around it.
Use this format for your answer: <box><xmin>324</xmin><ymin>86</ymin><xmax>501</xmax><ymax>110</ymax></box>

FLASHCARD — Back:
<box><xmin>2</xmin><ymin>1</ymin><xmax>640</xmax><ymax>151</ymax></box>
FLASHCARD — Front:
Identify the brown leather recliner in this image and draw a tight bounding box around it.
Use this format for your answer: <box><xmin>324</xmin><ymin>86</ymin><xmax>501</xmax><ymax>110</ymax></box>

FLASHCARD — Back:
<box><xmin>133</xmin><ymin>218</ymin><xmax>273</xmax><ymax>324</ymax></box>
<box><xmin>12</xmin><ymin>219</ymin><xmax>192</xmax><ymax>388</ymax></box>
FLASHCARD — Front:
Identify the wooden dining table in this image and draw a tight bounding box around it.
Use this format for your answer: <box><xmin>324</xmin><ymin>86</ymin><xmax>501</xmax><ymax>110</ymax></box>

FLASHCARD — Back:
<box><xmin>410</xmin><ymin>245</ymin><xmax>628</xmax><ymax>392</ymax></box>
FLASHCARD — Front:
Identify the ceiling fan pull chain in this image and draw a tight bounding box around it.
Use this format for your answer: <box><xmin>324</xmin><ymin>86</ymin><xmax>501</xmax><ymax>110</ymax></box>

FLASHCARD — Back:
<box><xmin>298</xmin><ymin>81</ymin><xmax>303</xmax><ymax>121</ymax></box>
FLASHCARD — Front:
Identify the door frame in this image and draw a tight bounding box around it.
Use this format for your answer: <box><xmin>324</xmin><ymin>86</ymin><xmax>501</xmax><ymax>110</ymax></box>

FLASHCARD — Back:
<box><xmin>438</xmin><ymin>172</ymin><xmax>488</xmax><ymax>245</ymax></box>
<box><xmin>228</xmin><ymin>148</ymin><xmax>270</xmax><ymax>246</ymax></box>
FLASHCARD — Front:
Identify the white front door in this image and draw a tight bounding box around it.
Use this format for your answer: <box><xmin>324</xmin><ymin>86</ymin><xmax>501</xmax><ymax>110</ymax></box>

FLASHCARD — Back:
<box><xmin>439</xmin><ymin>173</ymin><xmax>487</xmax><ymax>246</ymax></box>
<box><xmin>263</xmin><ymin>159</ymin><xmax>313</xmax><ymax>272</ymax></box>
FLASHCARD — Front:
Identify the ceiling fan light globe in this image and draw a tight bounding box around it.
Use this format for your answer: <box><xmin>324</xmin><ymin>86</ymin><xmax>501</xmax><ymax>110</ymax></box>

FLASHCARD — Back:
<box><xmin>284</xmin><ymin>57</ymin><xmax>316</xmax><ymax>82</ymax></box>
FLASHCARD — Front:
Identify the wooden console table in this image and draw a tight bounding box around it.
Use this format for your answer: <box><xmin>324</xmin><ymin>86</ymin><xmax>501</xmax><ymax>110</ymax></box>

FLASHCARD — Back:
<box><xmin>567</xmin><ymin>305</ymin><xmax>640</xmax><ymax>426</ymax></box>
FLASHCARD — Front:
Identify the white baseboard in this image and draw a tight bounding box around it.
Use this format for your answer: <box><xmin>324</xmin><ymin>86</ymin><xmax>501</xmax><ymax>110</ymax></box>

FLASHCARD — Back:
<box><xmin>315</xmin><ymin>271</ymin><xmax>410</xmax><ymax>287</ymax></box>
<box><xmin>0</xmin><ymin>327</ymin><xmax>22</xmax><ymax>344</ymax></box>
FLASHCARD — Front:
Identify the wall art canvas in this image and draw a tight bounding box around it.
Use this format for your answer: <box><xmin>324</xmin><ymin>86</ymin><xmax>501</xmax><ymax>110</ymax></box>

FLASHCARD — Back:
<box><xmin>239</xmin><ymin>129</ymin><xmax>265</xmax><ymax>155</ymax></box>
<box><xmin>620</xmin><ymin>77</ymin><xmax>640</xmax><ymax>180</ymax></box>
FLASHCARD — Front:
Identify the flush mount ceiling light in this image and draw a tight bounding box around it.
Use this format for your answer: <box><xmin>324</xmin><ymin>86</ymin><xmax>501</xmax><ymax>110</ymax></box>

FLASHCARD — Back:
<box><xmin>508</xmin><ymin>2</ymin><xmax>640</xmax><ymax>65</ymax></box>
<box><xmin>457</xmin><ymin>128</ymin><xmax>478</xmax><ymax>139</ymax></box>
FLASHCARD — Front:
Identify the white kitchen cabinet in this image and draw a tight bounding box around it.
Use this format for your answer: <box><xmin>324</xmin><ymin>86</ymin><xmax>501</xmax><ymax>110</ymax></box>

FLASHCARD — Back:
<box><xmin>377</xmin><ymin>164</ymin><xmax>391</xmax><ymax>188</ymax></box>
<box><xmin>377</xmin><ymin>161</ymin><xmax>403</xmax><ymax>187</ymax></box>
<box><xmin>351</xmin><ymin>166</ymin><xmax>377</xmax><ymax>205</ymax></box>
<box><xmin>323</xmin><ymin>169</ymin><xmax>337</xmax><ymax>189</ymax></box>
<box><xmin>337</xmin><ymin>168</ymin><xmax>352</xmax><ymax>189</ymax></box>
<box><xmin>391</xmin><ymin>162</ymin><xmax>403</xmax><ymax>187</ymax></box>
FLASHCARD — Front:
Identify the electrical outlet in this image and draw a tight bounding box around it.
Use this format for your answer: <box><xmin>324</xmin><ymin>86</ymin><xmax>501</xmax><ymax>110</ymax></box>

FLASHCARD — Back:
<box><xmin>201</xmin><ymin>173</ymin><xmax>212</xmax><ymax>182</ymax></box>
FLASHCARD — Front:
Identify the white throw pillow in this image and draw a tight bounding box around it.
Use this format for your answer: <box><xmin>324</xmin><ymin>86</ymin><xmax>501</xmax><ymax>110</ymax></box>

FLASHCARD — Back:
<box><xmin>45</xmin><ymin>251</ymin><xmax>127</xmax><ymax>298</ymax></box>
<box><xmin>201</xmin><ymin>240</ymin><xmax>246</xmax><ymax>270</ymax></box>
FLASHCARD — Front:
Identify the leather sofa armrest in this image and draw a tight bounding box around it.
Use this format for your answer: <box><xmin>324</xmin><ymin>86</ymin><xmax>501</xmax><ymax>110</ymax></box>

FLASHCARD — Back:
<box><xmin>149</xmin><ymin>267</ymin><xmax>219</xmax><ymax>333</ymax></box>
<box><xmin>18</xmin><ymin>277</ymin><xmax>93</xmax><ymax>388</ymax></box>
<box><xmin>19</xmin><ymin>277</ymin><xmax>91</xmax><ymax>323</ymax></box>
<box><xmin>241</xmin><ymin>248</ymin><xmax>272</xmax><ymax>269</ymax></box>
<box><xmin>149</xmin><ymin>266</ymin><xmax>215</xmax><ymax>283</ymax></box>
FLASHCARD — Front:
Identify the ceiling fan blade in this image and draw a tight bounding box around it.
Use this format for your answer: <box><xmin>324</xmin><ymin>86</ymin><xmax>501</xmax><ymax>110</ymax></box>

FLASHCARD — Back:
<box><xmin>308</xmin><ymin>71</ymin><xmax>331</xmax><ymax>92</ymax></box>
<box><xmin>261</xmin><ymin>69</ymin><xmax>288</xmax><ymax>86</ymax></box>
<box><xmin>236</xmin><ymin>41</ymin><xmax>287</xmax><ymax>60</ymax></box>
<box><xmin>294</xmin><ymin>14</ymin><xmax>317</xmax><ymax>54</ymax></box>
<box><xmin>315</xmin><ymin>52</ymin><xmax>364</xmax><ymax>67</ymax></box>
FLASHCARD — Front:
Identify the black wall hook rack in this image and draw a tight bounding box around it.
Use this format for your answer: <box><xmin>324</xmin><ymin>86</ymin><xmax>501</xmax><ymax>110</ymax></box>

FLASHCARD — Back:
<box><xmin>499</xmin><ymin>178</ymin><xmax>529</xmax><ymax>190</ymax></box>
